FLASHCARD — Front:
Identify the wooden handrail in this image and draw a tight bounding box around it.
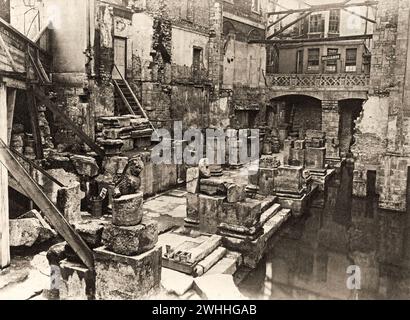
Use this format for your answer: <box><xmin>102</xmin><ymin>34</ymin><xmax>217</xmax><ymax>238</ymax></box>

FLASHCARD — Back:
<box><xmin>113</xmin><ymin>64</ymin><xmax>158</xmax><ymax>135</ymax></box>
<box><xmin>9</xmin><ymin>147</ymin><xmax>65</xmax><ymax>187</ymax></box>
<box><xmin>112</xmin><ymin>80</ymin><xmax>136</xmax><ymax>116</ymax></box>
<box><xmin>34</xmin><ymin>88</ymin><xmax>106</xmax><ymax>158</ymax></box>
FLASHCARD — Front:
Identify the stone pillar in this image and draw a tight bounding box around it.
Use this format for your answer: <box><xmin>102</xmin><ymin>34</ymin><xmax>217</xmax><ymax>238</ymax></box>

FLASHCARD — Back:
<box><xmin>321</xmin><ymin>100</ymin><xmax>341</xmax><ymax>160</ymax></box>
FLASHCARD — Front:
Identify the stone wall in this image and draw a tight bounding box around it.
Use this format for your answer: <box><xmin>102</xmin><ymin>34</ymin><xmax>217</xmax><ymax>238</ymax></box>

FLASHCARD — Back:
<box><xmin>352</xmin><ymin>0</ymin><xmax>410</xmax><ymax>211</ymax></box>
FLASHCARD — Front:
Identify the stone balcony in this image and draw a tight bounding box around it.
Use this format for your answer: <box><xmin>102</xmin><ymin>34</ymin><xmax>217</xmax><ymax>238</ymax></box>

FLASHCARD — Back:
<box><xmin>266</xmin><ymin>73</ymin><xmax>370</xmax><ymax>90</ymax></box>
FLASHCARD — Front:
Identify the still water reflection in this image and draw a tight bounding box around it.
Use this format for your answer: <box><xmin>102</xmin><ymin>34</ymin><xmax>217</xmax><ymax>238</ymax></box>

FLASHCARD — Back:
<box><xmin>240</xmin><ymin>166</ymin><xmax>410</xmax><ymax>300</ymax></box>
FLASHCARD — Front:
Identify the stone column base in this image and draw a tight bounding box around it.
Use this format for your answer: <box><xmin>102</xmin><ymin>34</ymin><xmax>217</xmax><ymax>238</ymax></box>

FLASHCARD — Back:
<box><xmin>94</xmin><ymin>246</ymin><xmax>162</xmax><ymax>300</ymax></box>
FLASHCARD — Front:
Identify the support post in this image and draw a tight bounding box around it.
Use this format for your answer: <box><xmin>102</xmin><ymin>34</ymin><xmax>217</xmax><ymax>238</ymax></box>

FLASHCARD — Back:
<box><xmin>0</xmin><ymin>82</ymin><xmax>10</xmax><ymax>269</ymax></box>
<box><xmin>7</xmin><ymin>88</ymin><xmax>16</xmax><ymax>145</ymax></box>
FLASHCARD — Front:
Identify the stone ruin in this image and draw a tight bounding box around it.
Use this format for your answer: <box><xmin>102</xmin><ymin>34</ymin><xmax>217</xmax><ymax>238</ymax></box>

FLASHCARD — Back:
<box><xmin>94</xmin><ymin>155</ymin><xmax>161</xmax><ymax>300</ymax></box>
<box><xmin>56</xmin><ymin>156</ymin><xmax>161</xmax><ymax>300</ymax></box>
<box><xmin>184</xmin><ymin>158</ymin><xmax>291</xmax><ymax>268</ymax></box>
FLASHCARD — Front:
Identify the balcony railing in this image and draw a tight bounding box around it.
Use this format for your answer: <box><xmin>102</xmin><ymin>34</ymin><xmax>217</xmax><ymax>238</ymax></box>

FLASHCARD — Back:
<box><xmin>266</xmin><ymin>73</ymin><xmax>370</xmax><ymax>88</ymax></box>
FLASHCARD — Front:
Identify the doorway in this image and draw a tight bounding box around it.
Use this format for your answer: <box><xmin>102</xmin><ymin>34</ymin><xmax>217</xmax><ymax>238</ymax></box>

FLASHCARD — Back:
<box><xmin>113</xmin><ymin>37</ymin><xmax>127</xmax><ymax>79</ymax></box>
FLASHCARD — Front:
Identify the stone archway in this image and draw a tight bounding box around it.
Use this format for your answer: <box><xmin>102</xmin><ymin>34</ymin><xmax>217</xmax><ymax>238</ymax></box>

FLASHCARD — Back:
<box><xmin>339</xmin><ymin>99</ymin><xmax>365</xmax><ymax>157</ymax></box>
<box><xmin>268</xmin><ymin>94</ymin><xmax>322</xmax><ymax>143</ymax></box>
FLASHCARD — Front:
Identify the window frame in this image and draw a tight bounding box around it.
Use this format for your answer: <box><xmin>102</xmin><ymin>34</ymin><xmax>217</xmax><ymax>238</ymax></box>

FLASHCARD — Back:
<box><xmin>325</xmin><ymin>48</ymin><xmax>339</xmax><ymax>73</ymax></box>
<box><xmin>328</xmin><ymin>9</ymin><xmax>341</xmax><ymax>34</ymax></box>
<box><xmin>309</xmin><ymin>13</ymin><xmax>324</xmax><ymax>34</ymax></box>
<box><xmin>345</xmin><ymin>48</ymin><xmax>358</xmax><ymax>73</ymax></box>
<box><xmin>252</xmin><ymin>0</ymin><xmax>261</xmax><ymax>14</ymax></box>
<box><xmin>307</xmin><ymin>48</ymin><xmax>320</xmax><ymax>72</ymax></box>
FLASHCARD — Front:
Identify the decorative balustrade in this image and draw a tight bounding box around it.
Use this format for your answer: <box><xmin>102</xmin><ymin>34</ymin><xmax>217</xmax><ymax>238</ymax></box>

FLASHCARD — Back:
<box><xmin>266</xmin><ymin>73</ymin><xmax>370</xmax><ymax>88</ymax></box>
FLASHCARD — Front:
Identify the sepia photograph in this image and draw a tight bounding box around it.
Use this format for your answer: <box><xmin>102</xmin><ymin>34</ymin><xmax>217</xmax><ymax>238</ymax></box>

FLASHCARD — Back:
<box><xmin>0</xmin><ymin>0</ymin><xmax>408</xmax><ymax>307</ymax></box>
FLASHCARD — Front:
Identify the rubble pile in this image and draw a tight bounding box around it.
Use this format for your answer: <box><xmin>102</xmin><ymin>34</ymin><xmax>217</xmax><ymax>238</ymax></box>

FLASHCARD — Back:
<box><xmin>96</xmin><ymin>115</ymin><xmax>153</xmax><ymax>155</ymax></box>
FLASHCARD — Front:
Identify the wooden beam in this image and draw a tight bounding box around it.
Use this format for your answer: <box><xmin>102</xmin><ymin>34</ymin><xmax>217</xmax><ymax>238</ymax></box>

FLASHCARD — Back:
<box><xmin>34</xmin><ymin>89</ymin><xmax>106</xmax><ymax>158</ymax></box>
<box><xmin>27</xmin><ymin>87</ymin><xmax>44</xmax><ymax>159</ymax></box>
<box><xmin>268</xmin><ymin>1</ymin><xmax>378</xmax><ymax>15</ymax></box>
<box><xmin>7</xmin><ymin>88</ymin><xmax>16</xmax><ymax>145</ymax></box>
<box><xmin>267</xmin><ymin>13</ymin><xmax>292</xmax><ymax>30</ymax></box>
<box><xmin>252</xmin><ymin>34</ymin><xmax>373</xmax><ymax>44</ymax></box>
<box><xmin>0</xmin><ymin>32</ymin><xmax>17</xmax><ymax>72</ymax></box>
<box><xmin>268</xmin><ymin>11</ymin><xmax>312</xmax><ymax>39</ymax></box>
<box><xmin>0</xmin><ymin>83</ymin><xmax>10</xmax><ymax>269</ymax></box>
<box><xmin>342</xmin><ymin>7</ymin><xmax>376</xmax><ymax>24</ymax></box>
<box><xmin>0</xmin><ymin>138</ymin><xmax>94</xmax><ymax>271</ymax></box>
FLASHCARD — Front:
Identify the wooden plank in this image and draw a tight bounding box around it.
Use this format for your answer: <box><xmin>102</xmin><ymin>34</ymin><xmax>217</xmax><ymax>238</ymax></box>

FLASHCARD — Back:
<box><xmin>6</xmin><ymin>88</ymin><xmax>16</xmax><ymax>145</ymax></box>
<box><xmin>268</xmin><ymin>11</ymin><xmax>312</xmax><ymax>39</ymax></box>
<box><xmin>27</xmin><ymin>88</ymin><xmax>44</xmax><ymax>159</ymax></box>
<box><xmin>34</xmin><ymin>89</ymin><xmax>106</xmax><ymax>158</ymax></box>
<box><xmin>251</xmin><ymin>34</ymin><xmax>373</xmax><ymax>44</ymax></box>
<box><xmin>0</xmin><ymin>138</ymin><xmax>94</xmax><ymax>271</ymax></box>
<box><xmin>268</xmin><ymin>1</ymin><xmax>378</xmax><ymax>15</ymax></box>
<box><xmin>342</xmin><ymin>7</ymin><xmax>376</xmax><ymax>24</ymax></box>
<box><xmin>0</xmin><ymin>82</ymin><xmax>9</xmax><ymax>269</ymax></box>
<box><xmin>267</xmin><ymin>13</ymin><xmax>292</xmax><ymax>30</ymax></box>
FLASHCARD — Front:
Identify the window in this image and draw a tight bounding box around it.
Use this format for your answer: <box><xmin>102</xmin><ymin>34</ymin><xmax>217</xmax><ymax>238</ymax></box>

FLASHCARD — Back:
<box><xmin>325</xmin><ymin>48</ymin><xmax>338</xmax><ymax>73</ymax></box>
<box><xmin>307</xmin><ymin>48</ymin><xmax>320</xmax><ymax>71</ymax></box>
<box><xmin>309</xmin><ymin>14</ymin><xmax>324</xmax><ymax>34</ymax></box>
<box><xmin>252</xmin><ymin>0</ymin><xmax>260</xmax><ymax>14</ymax></box>
<box><xmin>181</xmin><ymin>0</ymin><xmax>194</xmax><ymax>22</ymax></box>
<box><xmin>193</xmin><ymin>47</ymin><xmax>203</xmax><ymax>77</ymax></box>
<box><xmin>345</xmin><ymin>48</ymin><xmax>357</xmax><ymax>72</ymax></box>
<box><xmin>328</xmin><ymin>9</ymin><xmax>340</xmax><ymax>34</ymax></box>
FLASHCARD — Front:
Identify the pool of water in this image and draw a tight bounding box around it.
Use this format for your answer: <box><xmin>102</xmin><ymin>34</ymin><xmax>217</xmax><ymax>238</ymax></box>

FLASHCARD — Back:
<box><xmin>239</xmin><ymin>166</ymin><xmax>410</xmax><ymax>300</ymax></box>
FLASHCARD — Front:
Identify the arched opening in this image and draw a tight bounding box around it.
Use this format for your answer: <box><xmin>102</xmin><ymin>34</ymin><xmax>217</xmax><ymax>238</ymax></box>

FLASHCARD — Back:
<box><xmin>339</xmin><ymin>99</ymin><xmax>365</xmax><ymax>157</ymax></box>
<box><xmin>268</xmin><ymin>95</ymin><xmax>322</xmax><ymax>144</ymax></box>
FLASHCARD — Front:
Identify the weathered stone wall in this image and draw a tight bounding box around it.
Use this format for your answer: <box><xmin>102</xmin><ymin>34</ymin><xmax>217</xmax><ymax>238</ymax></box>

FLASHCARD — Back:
<box><xmin>352</xmin><ymin>0</ymin><xmax>410</xmax><ymax>211</ymax></box>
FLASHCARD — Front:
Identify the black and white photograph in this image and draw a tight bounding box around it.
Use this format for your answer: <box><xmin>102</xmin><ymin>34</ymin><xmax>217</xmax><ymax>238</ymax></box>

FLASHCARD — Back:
<box><xmin>0</xmin><ymin>0</ymin><xmax>408</xmax><ymax>305</ymax></box>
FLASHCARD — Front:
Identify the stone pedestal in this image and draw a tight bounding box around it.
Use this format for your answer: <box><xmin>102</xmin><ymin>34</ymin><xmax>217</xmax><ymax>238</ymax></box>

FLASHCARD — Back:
<box><xmin>275</xmin><ymin>166</ymin><xmax>304</xmax><ymax>194</ymax></box>
<box><xmin>112</xmin><ymin>192</ymin><xmax>144</xmax><ymax>226</ymax></box>
<box><xmin>102</xmin><ymin>218</ymin><xmax>158</xmax><ymax>256</ymax></box>
<box><xmin>56</xmin><ymin>182</ymin><xmax>82</xmax><ymax>223</ymax></box>
<box><xmin>94</xmin><ymin>246</ymin><xmax>162</xmax><ymax>300</ymax></box>
<box><xmin>59</xmin><ymin>260</ymin><xmax>95</xmax><ymax>300</ymax></box>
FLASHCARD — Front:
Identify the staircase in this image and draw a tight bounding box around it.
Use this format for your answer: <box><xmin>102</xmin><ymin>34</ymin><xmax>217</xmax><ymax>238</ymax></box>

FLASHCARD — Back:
<box><xmin>112</xmin><ymin>64</ymin><xmax>157</xmax><ymax>134</ymax></box>
<box><xmin>113</xmin><ymin>79</ymin><xmax>143</xmax><ymax>117</ymax></box>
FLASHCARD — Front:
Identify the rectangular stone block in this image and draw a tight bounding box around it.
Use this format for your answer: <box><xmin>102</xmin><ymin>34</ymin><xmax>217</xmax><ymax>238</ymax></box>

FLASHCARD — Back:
<box><xmin>60</xmin><ymin>260</ymin><xmax>95</xmax><ymax>300</ymax></box>
<box><xmin>199</xmin><ymin>194</ymin><xmax>225</xmax><ymax>234</ymax></box>
<box><xmin>290</xmin><ymin>149</ymin><xmax>305</xmax><ymax>167</ymax></box>
<box><xmin>259</xmin><ymin>168</ymin><xmax>275</xmax><ymax>196</ymax></box>
<box><xmin>56</xmin><ymin>183</ymin><xmax>81</xmax><ymax>224</ymax></box>
<box><xmin>226</xmin><ymin>184</ymin><xmax>246</xmax><ymax>203</ymax></box>
<box><xmin>305</xmin><ymin>138</ymin><xmax>324</xmax><ymax>148</ymax></box>
<box><xmin>186</xmin><ymin>167</ymin><xmax>200</xmax><ymax>193</ymax></box>
<box><xmin>275</xmin><ymin>166</ymin><xmax>304</xmax><ymax>194</ymax></box>
<box><xmin>102</xmin><ymin>218</ymin><xmax>158</xmax><ymax>256</ymax></box>
<box><xmin>305</xmin><ymin>147</ymin><xmax>326</xmax><ymax>169</ymax></box>
<box><xmin>112</xmin><ymin>192</ymin><xmax>144</xmax><ymax>226</ymax></box>
<box><xmin>221</xmin><ymin>199</ymin><xmax>262</xmax><ymax>228</ymax></box>
<box><xmin>186</xmin><ymin>193</ymin><xmax>199</xmax><ymax>222</ymax></box>
<box><xmin>121</xmin><ymin>138</ymin><xmax>134</xmax><ymax>152</ymax></box>
<box><xmin>95</xmin><ymin>246</ymin><xmax>162</xmax><ymax>300</ymax></box>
